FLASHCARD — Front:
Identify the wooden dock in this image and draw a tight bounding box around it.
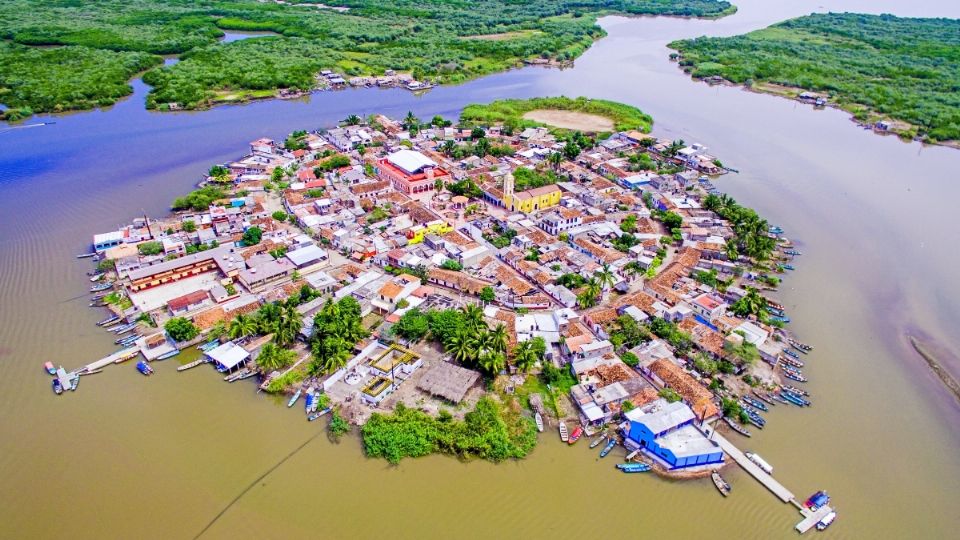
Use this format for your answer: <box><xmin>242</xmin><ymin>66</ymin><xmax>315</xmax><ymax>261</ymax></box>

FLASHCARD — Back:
<box><xmin>703</xmin><ymin>425</ymin><xmax>795</xmax><ymax>502</ymax></box>
<box><xmin>80</xmin><ymin>346</ymin><xmax>141</xmax><ymax>372</ymax></box>
<box><xmin>795</xmin><ymin>505</ymin><xmax>833</xmax><ymax>533</ymax></box>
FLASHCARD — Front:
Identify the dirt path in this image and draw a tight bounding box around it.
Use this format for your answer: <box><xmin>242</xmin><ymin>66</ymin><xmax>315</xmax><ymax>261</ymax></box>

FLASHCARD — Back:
<box><xmin>522</xmin><ymin>109</ymin><xmax>614</xmax><ymax>132</ymax></box>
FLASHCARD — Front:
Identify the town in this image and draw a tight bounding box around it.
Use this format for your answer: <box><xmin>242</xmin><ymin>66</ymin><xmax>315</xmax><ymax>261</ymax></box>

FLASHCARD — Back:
<box><xmin>66</xmin><ymin>99</ymin><xmax>831</xmax><ymax>533</ymax></box>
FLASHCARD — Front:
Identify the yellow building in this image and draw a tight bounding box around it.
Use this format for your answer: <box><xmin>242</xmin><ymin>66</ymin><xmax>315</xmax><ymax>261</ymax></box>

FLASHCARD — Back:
<box><xmin>407</xmin><ymin>219</ymin><xmax>453</xmax><ymax>244</ymax></box>
<box><xmin>505</xmin><ymin>184</ymin><xmax>562</xmax><ymax>213</ymax></box>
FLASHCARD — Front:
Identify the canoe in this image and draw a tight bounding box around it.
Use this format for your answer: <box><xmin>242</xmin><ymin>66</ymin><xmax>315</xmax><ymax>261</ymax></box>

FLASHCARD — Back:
<box><xmin>44</xmin><ymin>361</ymin><xmax>56</xmax><ymax>375</ymax></box>
<box><xmin>307</xmin><ymin>407</ymin><xmax>332</xmax><ymax>422</ymax></box>
<box><xmin>156</xmin><ymin>349</ymin><xmax>180</xmax><ymax>360</ymax></box>
<box><xmin>534</xmin><ymin>412</ymin><xmax>543</xmax><ymax>432</ymax></box>
<box><xmin>76</xmin><ymin>252</ymin><xmax>97</xmax><ymax>258</ymax></box>
<box><xmin>723</xmin><ymin>417</ymin><xmax>752</xmax><ymax>437</ymax></box>
<box><xmin>712</xmin><ymin>470</ymin><xmax>731</xmax><ymax>497</ymax></box>
<box><xmin>287</xmin><ymin>388</ymin><xmax>302</xmax><ymax>408</ymax></box>
<box><xmin>599</xmin><ymin>439</ymin><xmax>616</xmax><ymax>458</ymax></box>
<box><xmin>568</xmin><ymin>425</ymin><xmax>583</xmax><ymax>445</ymax></box>
<box><xmin>616</xmin><ymin>463</ymin><xmax>650</xmax><ymax>473</ymax></box>
<box><xmin>589</xmin><ymin>434</ymin><xmax>608</xmax><ymax>449</ymax></box>
<box><xmin>558</xmin><ymin>422</ymin><xmax>569</xmax><ymax>442</ymax></box>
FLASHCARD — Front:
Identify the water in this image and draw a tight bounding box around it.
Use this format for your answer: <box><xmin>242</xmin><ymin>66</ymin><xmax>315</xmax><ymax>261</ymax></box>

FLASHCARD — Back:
<box><xmin>2</xmin><ymin>1</ymin><xmax>959</xmax><ymax>538</ymax></box>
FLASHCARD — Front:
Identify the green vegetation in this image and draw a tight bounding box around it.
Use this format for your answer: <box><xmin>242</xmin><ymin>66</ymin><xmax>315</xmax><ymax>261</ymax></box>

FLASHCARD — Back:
<box><xmin>172</xmin><ymin>185</ymin><xmax>227</xmax><ymax>211</ymax></box>
<box><xmin>367</xmin><ymin>206</ymin><xmax>390</xmax><ymax>224</ymax></box>
<box><xmin>137</xmin><ymin>241</ymin><xmax>163</xmax><ymax>256</ymax></box>
<box><xmin>307</xmin><ymin>297</ymin><xmax>369</xmax><ymax>375</ymax></box>
<box><xmin>703</xmin><ymin>193</ymin><xmax>775</xmax><ymax>261</ymax></box>
<box><xmin>264</xmin><ymin>369</ymin><xmax>305</xmax><ymax>393</ymax></box>
<box><xmin>165</xmin><ymin>317</ymin><xmax>198</xmax><ymax>342</ymax></box>
<box><xmin>0</xmin><ymin>1</ymin><xmax>733</xmax><ymax>116</ymax></box>
<box><xmin>328</xmin><ymin>409</ymin><xmax>351</xmax><ymax>440</ymax></box>
<box><xmin>670</xmin><ymin>13</ymin><xmax>960</xmax><ymax>143</ymax></box>
<box><xmin>460</xmin><ymin>96</ymin><xmax>654</xmax><ymax>135</ymax></box>
<box><xmin>512</xmin><ymin>166</ymin><xmax>561</xmax><ymax>192</ymax></box>
<box><xmin>647</xmin><ymin>317</ymin><xmax>692</xmax><ymax>354</ymax></box>
<box><xmin>440</xmin><ymin>259</ymin><xmax>463</xmax><ymax>271</ymax></box>
<box><xmin>658</xmin><ymin>388</ymin><xmax>682</xmax><ymax>403</ymax></box>
<box><xmin>393</xmin><ymin>308</ymin><xmax>430</xmax><ymax>342</ymax></box>
<box><xmin>241</xmin><ymin>226</ymin><xmax>262</xmax><ymax>246</ymax></box>
<box><xmin>362</xmin><ymin>397</ymin><xmax>537</xmax><ymax>464</ymax></box>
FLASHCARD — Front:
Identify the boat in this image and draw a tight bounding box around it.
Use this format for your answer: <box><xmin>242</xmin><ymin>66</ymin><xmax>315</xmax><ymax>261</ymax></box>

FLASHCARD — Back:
<box><xmin>76</xmin><ymin>252</ymin><xmax>97</xmax><ymax>258</ymax></box>
<box><xmin>782</xmin><ymin>371</ymin><xmax>808</xmax><ymax>383</ymax></box>
<box><xmin>307</xmin><ymin>407</ymin><xmax>332</xmax><ymax>422</ymax></box>
<box><xmin>765</xmin><ymin>305</ymin><xmax>786</xmax><ymax>317</ymax></box>
<box><xmin>90</xmin><ymin>282</ymin><xmax>112</xmax><ymax>292</ymax></box>
<box><xmin>805</xmin><ymin>490</ymin><xmax>830</xmax><ymax>510</ymax></box>
<box><xmin>97</xmin><ymin>315</ymin><xmax>120</xmax><ymax>326</ymax></box>
<box><xmin>781</xmin><ymin>385</ymin><xmax>809</xmax><ymax>396</ymax></box>
<box><xmin>589</xmin><ymin>434</ymin><xmax>608</xmax><ymax>449</ymax></box>
<box><xmin>69</xmin><ymin>374</ymin><xmax>79</xmax><ymax>391</ymax></box>
<box><xmin>766</xmin><ymin>299</ymin><xmax>785</xmax><ymax>311</ymax></box>
<box><xmin>789</xmin><ymin>338</ymin><xmax>813</xmax><ymax>351</ymax></box>
<box><xmin>780</xmin><ymin>391</ymin><xmax>810</xmax><ymax>407</ymax></box>
<box><xmin>752</xmin><ymin>390</ymin><xmax>776</xmax><ymax>406</ymax></box>
<box><xmin>568</xmin><ymin>425</ymin><xmax>583</xmax><ymax>445</ymax></box>
<box><xmin>599</xmin><ymin>439</ymin><xmax>616</xmax><ymax>458</ymax></box>
<box><xmin>781</xmin><ymin>264</ymin><xmax>795</xmax><ymax>271</ymax></box>
<box><xmin>783</xmin><ymin>348</ymin><xmax>800</xmax><ymax>359</ymax></box>
<box><xmin>136</xmin><ymin>361</ymin><xmax>153</xmax><ymax>376</ymax></box>
<box><xmin>768</xmin><ymin>226</ymin><xmax>784</xmax><ymax>234</ymax></box>
<box><xmin>741</xmin><ymin>395</ymin><xmax>768</xmax><ymax>412</ymax></box>
<box><xmin>113</xmin><ymin>347</ymin><xmax>140</xmax><ymax>363</ymax></box>
<box><xmin>198</xmin><ymin>340</ymin><xmax>220</xmax><ymax>352</ymax></box>
<box><xmin>745</xmin><ymin>452</ymin><xmax>773</xmax><ymax>475</ymax></box>
<box><xmin>52</xmin><ymin>379</ymin><xmax>63</xmax><ymax>395</ymax></box>
<box><xmin>711</xmin><ymin>470</ymin><xmax>731</xmax><ymax>497</ymax></box>
<box><xmin>155</xmin><ymin>349</ymin><xmax>180</xmax><ymax>360</ymax></box>
<box><xmin>559</xmin><ymin>422</ymin><xmax>569</xmax><ymax>442</ymax></box>
<box><xmin>44</xmin><ymin>361</ymin><xmax>56</xmax><ymax>375</ymax></box>
<box><xmin>769</xmin><ymin>392</ymin><xmax>791</xmax><ymax>405</ymax></box>
<box><xmin>816</xmin><ymin>511</ymin><xmax>837</xmax><ymax>531</ymax></box>
<box><xmin>780</xmin><ymin>355</ymin><xmax>804</xmax><ymax>368</ymax></box>
<box><xmin>304</xmin><ymin>389</ymin><xmax>315</xmax><ymax>412</ymax></box>
<box><xmin>287</xmin><ymin>387</ymin><xmax>302</xmax><ymax>408</ymax></box>
<box><xmin>177</xmin><ymin>358</ymin><xmax>208</xmax><ymax>372</ymax></box>
<box><xmin>769</xmin><ymin>315</ymin><xmax>790</xmax><ymax>324</ymax></box>
<box><xmin>89</xmin><ymin>273</ymin><xmax>105</xmax><ymax>282</ymax></box>
<box><xmin>723</xmin><ymin>417</ymin><xmax>752</xmax><ymax>437</ymax></box>
<box><xmin>616</xmin><ymin>463</ymin><xmax>651</xmax><ymax>473</ymax></box>
<box><xmin>115</xmin><ymin>334</ymin><xmax>140</xmax><ymax>345</ymax></box>
<box><xmin>534</xmin><ymin>412</ymin><xmax>543</xmax><ymax>432</ymax></box>
<box><xmin>784</xmin><ymin>250</ymin><xmax>802</xmax><ymax>256</ymax></box>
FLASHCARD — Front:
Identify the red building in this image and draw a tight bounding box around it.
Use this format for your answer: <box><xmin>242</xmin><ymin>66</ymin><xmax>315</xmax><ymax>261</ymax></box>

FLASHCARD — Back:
<box><xmin>377</xmin><ymin>149</ymin><xmax>450</xmax><ymax>196</ymax></box>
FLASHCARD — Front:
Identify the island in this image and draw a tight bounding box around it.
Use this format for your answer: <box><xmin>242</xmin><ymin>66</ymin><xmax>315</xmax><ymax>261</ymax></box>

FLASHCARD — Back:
<box><xmin>0</xmin><ymin>0</ymin><xmax>735</xmax><ymax>120</ymax></box>
<box><xmin>668</xmin><ymin>13</ymin><xmax>960</xmax><ymax>146</ymax></box>
<box><xmin>70</xmin><ymin>95</ymin><xmax>818</xmax><ymax>489</ymax></box>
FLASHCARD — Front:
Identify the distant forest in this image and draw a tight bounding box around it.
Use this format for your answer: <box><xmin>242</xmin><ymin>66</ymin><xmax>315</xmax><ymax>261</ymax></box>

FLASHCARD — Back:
<box><xmin>669</xmin><ymin>13</ymin><xmax>960</xmax><ymax>143</ymax></box>
<box><xmin>0</xmin><ymin>0</ymin><xmax>735</xmax><ymax>119</ymax></box>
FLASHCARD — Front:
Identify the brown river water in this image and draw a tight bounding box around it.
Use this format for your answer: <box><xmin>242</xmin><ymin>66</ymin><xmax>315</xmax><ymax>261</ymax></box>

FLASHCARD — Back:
<box><xmin>1</xmin><ymin>1</ymin><xmax>959</xmax><ymax>538</ymax></box>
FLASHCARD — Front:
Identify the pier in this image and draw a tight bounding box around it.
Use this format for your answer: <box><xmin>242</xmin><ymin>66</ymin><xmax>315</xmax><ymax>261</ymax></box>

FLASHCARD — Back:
<box><xmin>177</xmin><ymin>358</ymin><xmax>208</xmax><ymax>372</ymax></box>
<box><xmin>704</xmin><ymin>423</ymin><xmax>832</xmax><ymax>534</ymax></box>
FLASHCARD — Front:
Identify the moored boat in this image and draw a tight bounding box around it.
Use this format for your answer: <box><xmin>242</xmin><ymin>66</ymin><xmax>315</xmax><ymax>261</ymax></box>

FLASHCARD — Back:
<box><xmin>805</xmin><ymin>490</ymin><xmax>830</xmax><ymax>510</ymax></box>
<box><xmin>69</xmin><ymin>374</ymin><xmax>79</xmax><ymax>391</ymax></box>
<box><xmin>44</xmin><ymin>361</ymin><xmax>56</xmax><ymax>375</ymax></box>
<box><xmin>782</xmin><ymin>370</ymin><xmax>808</xmax><ymax>383</ymax></box>
<box><xmin>783</xmin><ymin>348</ymin><xmax>800</xmax><ymax>359</ymax></box>
<box><xmin>76</xmin><ymin>252</ymin><xmax>97</xmax><ymax>258</ymax></box>
<box><xmin>590</xmin><ymin>433</ymin><xmax>608</xmax><ymax>449</ymax></box>
<box><xmin>97</xmin><ymin>315</ymin><xmax>120</xmax><ymax>326</ymax></box>
<box><xmin>780</xmin><ymin>355</ymin><xmax>804</xmax><ymax>368</ymax></box>
<box><xmin>711</xmin><ymin>470</ymin><xmax>731</xmax><ymax>497</ymax></box>
<box><xmin>136</xmin><ymin>361</ymin><xmax>154</xmax><ymax>376</ymax></box>
<box><xmin>559</xmin><ymin>422</ymin><xmax>569</xmax><ymax>442</ymax></box>
<box><xmin>599</xmin><ymin>439</ymin><xmax>616</xmax><ymax>458</ymax></box>
<box><xmin>52</xmin><ymin>378</ymin><xmax>63</xmax><ymax>395</ymax></box>
<box><xmin>156</xmin><ymin>349</ymin><xmax>180</xmax><ymax>360</ymax></box>
<box><xmin>307</xmin><ymin>407</ymin><xmax>332</xmax><ymax>421</ymax></box>
<box><xmin>816</xmin><ymin>511</ymin><xmax>836</xmax><ymax>531</ymax></box>
<box><xmin>752</xmin><ymin>390</ymin><xmax>776</xmax><ymax>406</ymax></box>
<box><xmin>287</xmin><ymin>387</ymin><xmax>302</xmax><ymax>408</ymax></box>
<box><xmin>198</xmin><ymin>340</ymin><xmax>220</xmax><ymax>352</ymax></box>
<box><xmin>781</xmin><ymin>384</ymin><xmax>809</xmax><ymax>396</ymax></box>
<box><xmin>616</xmin><ymin>463</ymin><xmax>651</xmax><ymax>473</ymax></box>
<box><xmin>745</xmin><ymin>452</ymin><xmax>773</xmax><ymax>474</ymax></box>
<box><xmin>89</xmin><ymin>273</ymin><xmax>105</xmax><ymax>282</ymax></box>
<box><xmin>741</xmin><ymin>395</ymin><xmax>768</xmax><ymax>412</ymax></box>
<box><xmin>535</xmin><ymin>412</ymin><xmax>543</xmax><ymax>432</ymax></box>
<box><xmin>723</xmin><ymin>417</ymin><xmax>752</xmax><ymax>437</ymax></box>
<box><xmin>90</xmin><ymin>282</ymin><xmax>112</xmax><ymax>292</ymax></box>
<box><xmin>784</xmin><ymin>249</ymin><xmax>802</xmax><ymax>256</ymax></box>
<box><xmin>568</xmin><ymin>425</ymin><xmax>583</xmax><ymax>445</ymax></box>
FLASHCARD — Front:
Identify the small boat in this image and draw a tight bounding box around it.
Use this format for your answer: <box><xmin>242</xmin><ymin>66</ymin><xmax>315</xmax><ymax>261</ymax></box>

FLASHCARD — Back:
<box><xmin>177</xmin><ymin>358</ymin><xmax>208</xmax><ymax>372</ymax></box>
<box><xmin>307</xmin><ymin>407</ymin><xmax>332</xmax><ymax>422</ymax></box>
<box><xmin>287</xmin><ymin>387</ymin><xmax>302</xmax><ymax>408</ymax></box>
<box><xmin>745</xmin><ymin>452</ymin><xmax>773</xmax><ymax>475</ymax></box>
<box><xmin>97</xmin><ymin>315</ymin><xmax>120</xmax><ymax>326</ymax></box>
<box><xmin>769</xmin><ymin>392</ymin><xmax>791</xmax><ymax>405</ymax></box>
<box><xmin>89</xmin><ymin>273</ymin><xmax>105</xmax><ymax>282</ymax></box>
<box><xmin>711</xmin><ymin>470</ymin><xmax>731</xmax><ymax>497</ymax></box>
<box><xmin>781</xmin><ymin>390</ymin><xmax>811</xmax><ymax>407</ymax></box>
<box><xmin>590</xmin><ymin>434</ymin><xmax>608</xmax><ymax>449</ymax></box>
<box><xmin>791</xmin><ymin>343</ymin><xmax>809</xmax><ymax>354</ymax></box>
<box><xmin>752</xmin><ymin>390</ymin><xmax>776</xmax><ymax>406</ymax></box>
<box><xmin>781</xmin><ymin>264</ymin><xmax>795</xmax><ymax>271</ymax></box>
<box><xmin>805</xmin><ymin>490</ymin><xmax>830</xmax><ymax>510</ymax></box>
<box><xmin>44</xmin><ymin>361</ymin><xmax>56</xmax><ymax>375</ymax></box>
<box><xmin>90</xmin><ymin>282</ymin><xmax>112</xmax><ymax>292</ymax></box>
<box><xmin>52</xmin><ymin>379</ymin><xmax>64</xmax><ymax>395</ymax></box>
<box><xmin>113</xmin><ymin>347</ymin><xmax>140</xmax><ymax>363</ymax></box>
<box><xmin>789</xmin><ymin>338</ymin><xmax>813</xmax><ymax>351</ymax></box>
<box><xmin>69</xmin><ymin>374</ymin><xmax>80</xmax><ymax>391</ymax></box>
<box><xmin>769</xmin><ymin>315</ymin><xmax>790</xmax><ymax>324</ymax></box>
<box><xmin>782</xmin><ymin>371</ymin><xmax>807</xmax><ymax>383</ymax></box>
<box><xmin>559</xmin><ymin>422</ymin><xmax>569</xmax><ymax>442</ymax></box>
<box><xmin>723</xmin><ymin>417</ymin><xmax>752</xmax><ymax>437</ymax></box>
<box><xmin>155</xmin><ymin>349</ymin><xmax>180</xmax><ymax>360</ymax></box>
<box><xmin>568</xmin><ymin>425</ymin><xmax>583</xmax><ymax>445</ymax></box>
<box><xmin>76</xmin><ymin>252</ymin><xmax>97</xmax><ymax>258</ymax></box>
<box><xmin>616</xmin><ymin>463</ymin><xmax>650</xmax><ymax>473</ymax></box>
<box><xmin>198</xmin><ymin>340</ymin><xmax>220</xmax><ymax>352</ymax></box>
<box><xmin>781</xmin><ymin>384</ymin><xmax>809</xmax><ymax>396</ymax></box>
<box><xmin>783</xmin><ymin>348</ymin><xmax>800</xmax><ymax>359</ymax></box>
<box><xmin>816</xmin><ymin>511</ymin><xmax>836</xmax><ymax>531</ymax></box>
<box><xmin>768</xmin><ymin>226</ymin><xmax>784</xmax><ymax>234</ymax></box>
<box><xmin>784</xmin><ymin>250</ymin><xmax>802</xmax><ymax>256</ymax></box>
<box><xmin>136</xmin><ymin>361</ymin><xmax>154</xmax><ymax>376</ymax></box>
<box><xmin>304</xmin><ymin>389</ymin><xmax>315</xmax><ymax>412</ymax></box>
<box><xmin>599</xmin><ymin>439</ymin><xmax>616</xmax><ymax>458</ymax></box>
<box><xmin>534</xmin><ymin>412</ymin><xmax>544</xmax><ymax>432</ymax></box>
<box><xmin>225</xmin><ymin>368</ymin><xmax>250</xmax><ymax>382</ymax></box>
<box><xmin>765</xmin><ymin>306</ymin><xmax>786</xmax><ymax>317</ymax></box>
<box><xmin>780</xmin><ymin>355</ymin><xmax>804</xmax><ymax>368</ymax></box>
<box><xmin>115</xmin><ymin>334</ymin><xmax>140</xmax><ymax>345</ymax></box>
<box><xmin>766</xmin><ymin>299</ymin><xmax>784</xmax><ymax>311</ymax></box>
<box><xmin>741</xmin><ymin>395</ymin><xmax>768</xmax><ymax>412</ymax></box>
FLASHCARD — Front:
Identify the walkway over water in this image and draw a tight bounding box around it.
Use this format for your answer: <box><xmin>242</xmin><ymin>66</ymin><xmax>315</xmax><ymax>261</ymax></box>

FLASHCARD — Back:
<box><xmin>704</xmin><ymin>424</ymin><xmax>794</xmax><ymax>502</ymax></box>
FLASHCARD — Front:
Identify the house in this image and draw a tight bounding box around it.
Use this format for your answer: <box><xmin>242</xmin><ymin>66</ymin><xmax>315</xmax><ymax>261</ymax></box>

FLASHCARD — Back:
<box><xmin>284</xmin><ymin>244</ymin><xmax>328</xmax><ymax>274</ymax></box>
<box><xmin>371</xmin><ymin>274</ymin><xmax>421</xmax><ymax>314</ymax></box>
<box><xmin>624</xmin><ymin>401</ymin><xmax>724</xmax><ymax>469</ymax></box>
<box><xmin>250</xmin><ymin>138</ymin><xmax>274</xmax><ymax>154</ymax></box>
<box><xmin>377</xmin><ymin>149</ymin><xmax>451</xmax><ymax>196</ymax></box>
<box><xmin>238</xmin><ymin>258</ymin><xmax>295</xmax><ymax>293</ymax></box>
<box><xmin>167</xmin><ymin>290</ymin><xmax>211</xmax><ymax>316</ymax></box>
<box><xmin>506</xmin><ymin>184</ymin><xmax>562</xmax><ymax>214</ymax></box>
<box><xmin>125</xmin><ymin>246</ymin><xmax>244</xmax><ymax>293</ymax></box>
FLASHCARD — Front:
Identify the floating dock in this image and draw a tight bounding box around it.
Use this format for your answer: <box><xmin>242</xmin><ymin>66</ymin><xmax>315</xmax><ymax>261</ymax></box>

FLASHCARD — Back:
<box><xmin>795</xmin><ymin>505</ymin><xmax>834</xmax><ymax>534</ymax></box>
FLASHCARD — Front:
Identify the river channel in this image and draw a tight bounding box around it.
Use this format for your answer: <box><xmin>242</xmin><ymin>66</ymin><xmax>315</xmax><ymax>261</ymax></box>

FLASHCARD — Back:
<box><xmin>1</xmin><ymin>1</ymin><xmax>959</xmax><ymax>538</ymax></box>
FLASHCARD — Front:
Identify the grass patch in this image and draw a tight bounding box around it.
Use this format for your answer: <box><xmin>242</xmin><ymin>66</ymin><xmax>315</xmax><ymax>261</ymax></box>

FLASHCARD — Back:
<box><xmin>460</xmin><ymin>96</ymin><xmax>652</xmax><ymax>135</ymax></box>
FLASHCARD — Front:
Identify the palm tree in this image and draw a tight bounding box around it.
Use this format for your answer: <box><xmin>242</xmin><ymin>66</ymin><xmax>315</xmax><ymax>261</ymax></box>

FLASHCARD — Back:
<box><xmin>512</xmin><ymin>341</ymin><xmax>537</xmax><ymax>372</ymax></box>
<box><xmin>343</xmin><ymin>114</ymin><xmax>361</xmax><ymax>126</ymax></box>
<box><xmin>597</xmin><ymin>263</ymin><xmax>616</xmax><ymax>291</ymax></box>
<box><xmin>577</xmin><ymin>277</ymin><xmax>602</xmax><ymax>309</ymax></box>
<box><xmin>228</xmin><ymin>313</ymin><xmax>256</xmax><ymax>339</ymax></box>
<box><xmin>489</xmin><ymin>323</ymin><xmax>508</xmax><ymax>353</ymax></box>
<box><xmin>444</xmin><ymin>327</ymin><xmax>475</xmax><ymax>365</ymax></box>
<box><xmin>461</xmin><ymin>304</ymin><xmax>485</xmax><ymax>333</ymax></box>
<box><xmin>441</xmin><ymin>139</ymin><xmax>457</xmax><ymax>156</ymax></box>
<box><xmin>548</xmin><ymin>150</ymin><xmax>562</xmax><ymax>171</ymax></box>
<box><xmin>477</xmin><ymin>350</ymin><xmax>506</xmax><ymax>376</ymax></box>
<box><xmin>274</xmin><ymin>305</ymin><xmax>303</xmax><ymax>347</ymax></box>
<box><xmin>256</xmin><ymin>342</ymin><xmax>295</xmax><ymax>372</ymax></box>
<box><xmin>403</xmin><ymin>111</ymin><xmax>419</xmax><ymax>131</ymax></box>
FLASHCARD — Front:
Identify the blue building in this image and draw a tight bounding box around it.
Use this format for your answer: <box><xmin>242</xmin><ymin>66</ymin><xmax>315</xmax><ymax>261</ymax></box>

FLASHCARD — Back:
<box><xmin>625</xmin><ymin>401</ymin><xmax>724</xmax><ymax>469</ymax></box>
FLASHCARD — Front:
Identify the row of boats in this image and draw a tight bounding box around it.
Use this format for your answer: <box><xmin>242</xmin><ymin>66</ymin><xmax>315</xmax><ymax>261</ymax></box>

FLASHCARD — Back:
<box><xmin>286</xmin><ymin>387</ymin><xmax>333</xmax><ymax>422</ymax></box>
